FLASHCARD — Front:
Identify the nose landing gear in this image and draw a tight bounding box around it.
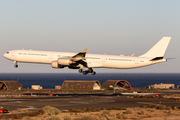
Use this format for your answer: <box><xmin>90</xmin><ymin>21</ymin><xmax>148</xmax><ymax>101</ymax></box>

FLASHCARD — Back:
<box><xmin>14</xmin><ymin>65</ymin><xmax>18</xmax><ymax>68</ymax></box>
<box><xmin>14</xmin><ymin>61</ymin><xmax>18</xmax><ymax>68</ymax></box>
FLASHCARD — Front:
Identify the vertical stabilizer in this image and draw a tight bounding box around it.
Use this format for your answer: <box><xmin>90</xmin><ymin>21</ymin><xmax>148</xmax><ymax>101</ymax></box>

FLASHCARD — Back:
<box><xmin>139</xmin><ymin>37</ymin><xmax>171</xmax><ymax>58</ymax></box>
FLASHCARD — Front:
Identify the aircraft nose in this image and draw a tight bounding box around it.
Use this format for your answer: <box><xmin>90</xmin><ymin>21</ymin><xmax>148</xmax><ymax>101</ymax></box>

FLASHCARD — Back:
<box><xmin>3</xmin><ymin>53</ymin><xmax>7</xmax><ymax>58</ymax></box>
<box><xmin>3</xmin><ymin>53</ymin><xmax>9</xmax><ymax>59</ymax></box>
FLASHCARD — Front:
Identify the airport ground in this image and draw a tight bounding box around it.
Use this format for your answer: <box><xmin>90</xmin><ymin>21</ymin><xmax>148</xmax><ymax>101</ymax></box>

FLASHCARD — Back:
<box><xmin>1</xmin><ymin>94</ymin><xmax>180</xmax><ymax>111</ymax></box>
<box><xmin>0</xmin><ymin>89</ymin><xmax>180</xmax><ymax>119</ymax></box>
<box><xmin>0</xmin><ymin>89</ymin><xmax>180</xmax><ymax>111</ymax></box>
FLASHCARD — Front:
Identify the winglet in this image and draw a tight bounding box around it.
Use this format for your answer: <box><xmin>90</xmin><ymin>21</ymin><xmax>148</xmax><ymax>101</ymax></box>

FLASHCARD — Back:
<box><xmin>130</xmin><ymin>54</ymin><xmax>134</xmax><ymax>56</ymax></box>
<box><xmin>71</xmin><ymin>48</ymin><xmax>87</xmax><ymax>61</ymax></box>
<box><xmin>81</xmin><ymin>48</ymin><xmax>87</xmax><ymax>53</ymax></box>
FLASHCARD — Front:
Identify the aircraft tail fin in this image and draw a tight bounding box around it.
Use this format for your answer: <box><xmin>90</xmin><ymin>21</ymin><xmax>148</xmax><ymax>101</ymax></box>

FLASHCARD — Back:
<box><xmin>139</xmin><ymin>37</ymin><xmax>171</xmax><ymax>58</ymax></box>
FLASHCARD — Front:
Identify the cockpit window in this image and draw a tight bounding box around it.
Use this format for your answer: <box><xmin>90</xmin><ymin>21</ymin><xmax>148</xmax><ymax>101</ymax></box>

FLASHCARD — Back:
<box><xmin>6</xmin><ymin>52</ymin><xmax>9</xmax><ymax>54</ymax></box>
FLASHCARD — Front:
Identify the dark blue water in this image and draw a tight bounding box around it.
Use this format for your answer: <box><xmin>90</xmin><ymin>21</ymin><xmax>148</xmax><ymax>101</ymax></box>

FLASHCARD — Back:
<box><xmin>0</xmin><ymin>73</ymin><xmax>180</xmax><ymax>88</ymax></box>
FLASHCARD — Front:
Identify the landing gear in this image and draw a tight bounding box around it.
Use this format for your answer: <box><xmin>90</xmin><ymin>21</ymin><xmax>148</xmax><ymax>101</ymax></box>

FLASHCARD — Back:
<box><xmin>14</xmin><ymin>64</ymin><xmax>18</xmax><ymax>68</ymax></box>
<box><xmin>91</xmin><ymin>71</ymin><xmax>96</xmax><ymax>75</ymax></box>
<box><xmin>82</xmin><ymin>70</ymin><xmax>89</xmax><ymax>75</ymax></box>
<box><xmin>78</xmin><ymin>69</ymin><xmax>83</xmax><ymax>73</ymax></box>
<box><xmin>14</xmin><ymin>61</ymin><xmax>18</xmax><ymax>68</ymax></box>
<box><xmin>88</xmin><ymin>68</ymin><xmax>96</xmax><ymax>75</ymax></box>
<box><xmin>78</xmin><ymin>68</ymin><xmax>96</xmax><ymax>75</ymax></box>
<box><xmin>88</xmin><ymin>68</ymin><xmax>93</xmax><ymax>73</ymax></box>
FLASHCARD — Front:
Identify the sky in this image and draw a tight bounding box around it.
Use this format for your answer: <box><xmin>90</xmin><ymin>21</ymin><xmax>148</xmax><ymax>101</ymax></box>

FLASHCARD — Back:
<box><xmin>0</xmin><ymin>0</ymin><xmax>179</xmax><ymax>73</ymax></box>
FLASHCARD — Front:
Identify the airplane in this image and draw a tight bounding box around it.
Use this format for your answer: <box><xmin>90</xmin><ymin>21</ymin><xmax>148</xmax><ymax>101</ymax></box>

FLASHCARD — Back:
<box><xmin>3</xmin><ymin>37</ymin><xmax>171</xmax><ymax>75</ymax></box>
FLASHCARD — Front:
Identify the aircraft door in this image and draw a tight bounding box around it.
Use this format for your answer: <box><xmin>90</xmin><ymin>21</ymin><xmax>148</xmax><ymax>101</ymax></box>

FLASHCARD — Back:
<box><xmin>135</xmin><ymin>59</ymin><xmax>139</xmax><ymax>64</ymax></box>
<box><xmin>102</xmin><ymin>55</ymin><xmax>106</xmax><ymax>62</ymax></box>
<box><xmin>49</xmin><ymin>54</ymin><xmax>54</xmax><ymax>59</ymax></box>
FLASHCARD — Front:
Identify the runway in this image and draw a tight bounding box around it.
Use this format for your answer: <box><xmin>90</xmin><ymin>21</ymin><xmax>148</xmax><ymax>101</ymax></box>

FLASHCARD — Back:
<box><xmin>0</xmin><ymin>95</ymin><xmax>180</xmax><ymax>111</ymax></box>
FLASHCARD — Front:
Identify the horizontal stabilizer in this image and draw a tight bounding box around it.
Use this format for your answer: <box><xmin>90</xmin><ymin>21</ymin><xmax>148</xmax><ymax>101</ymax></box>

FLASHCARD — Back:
<box><xmin>139</xmin><ymin>37</ymin><xmax>171</xmax><ymax>58</ymax></box>
<box><xmin>150</xmin><ymin>57</ymin><xmax>163</xmax><ymax>61</ymax></box>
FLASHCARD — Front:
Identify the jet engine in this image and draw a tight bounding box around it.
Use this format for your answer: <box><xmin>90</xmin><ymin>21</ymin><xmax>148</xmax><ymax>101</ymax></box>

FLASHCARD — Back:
<box><xmin>58</xmin><ymin>58</ymin><xmax>73</xmax><ymax>66</ymax></box>
<box><xmin>51</xmin><ymin>61</ymin><xmax>64</xmax><ymax>68</ymax></box>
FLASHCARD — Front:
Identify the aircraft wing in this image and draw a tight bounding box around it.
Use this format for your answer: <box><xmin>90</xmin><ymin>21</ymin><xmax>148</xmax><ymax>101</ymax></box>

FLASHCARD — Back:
<box><xmin>71</xmin><ymin>48</ymin><xmax>87</xmax><ymax>61</ymax></box>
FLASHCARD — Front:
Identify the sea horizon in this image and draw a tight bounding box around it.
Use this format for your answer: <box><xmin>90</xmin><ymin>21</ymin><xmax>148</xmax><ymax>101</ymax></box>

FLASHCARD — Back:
<box><xmin>0</xmin><ymin>73</ymin><xmax>180</xmax><ymax>89</ymax></box>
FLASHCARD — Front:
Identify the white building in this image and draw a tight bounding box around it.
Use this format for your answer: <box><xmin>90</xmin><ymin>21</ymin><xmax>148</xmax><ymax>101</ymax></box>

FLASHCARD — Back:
<box><xmin>149</xmin><ymin>83</ymin><xmax>174</xmax><ymax>89</ymax></box>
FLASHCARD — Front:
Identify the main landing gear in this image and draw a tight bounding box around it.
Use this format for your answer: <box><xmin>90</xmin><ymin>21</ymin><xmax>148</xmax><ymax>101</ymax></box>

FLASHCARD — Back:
<box><xmin>14</xmin><ymin>61</ymin><xmax>18</xmax><ymax>68</ymax></box>
<box><xmin>78</xmin><ymin>68</ymin><xmax>96</xmax><ymax>75</ymax></box>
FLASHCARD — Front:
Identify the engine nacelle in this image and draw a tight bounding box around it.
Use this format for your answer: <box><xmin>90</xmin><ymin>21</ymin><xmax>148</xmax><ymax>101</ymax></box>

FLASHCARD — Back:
<box><xmin>58</xmin><ymin>58</ymin><xmax>72</xmax><ymax>66</ymax></box>
<box><xmin>51</xmin><ymin>61</ymin><xmax>64</xmax><ymax>69</ymax></box>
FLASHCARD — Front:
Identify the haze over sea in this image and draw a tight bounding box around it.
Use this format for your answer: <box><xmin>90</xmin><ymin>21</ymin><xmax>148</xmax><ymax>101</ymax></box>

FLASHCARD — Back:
<box><xmin>0</xmin><ymin>73</ymin><xmax>180</xmax><ymax>89</ymax></box>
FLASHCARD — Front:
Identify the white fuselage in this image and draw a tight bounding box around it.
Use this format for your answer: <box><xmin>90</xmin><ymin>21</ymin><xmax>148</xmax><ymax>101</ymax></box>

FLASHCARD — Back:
<box><xmin>3</xmin><ymin>50</ymin><xmax>166</xmax><ymax>69</ymax></box>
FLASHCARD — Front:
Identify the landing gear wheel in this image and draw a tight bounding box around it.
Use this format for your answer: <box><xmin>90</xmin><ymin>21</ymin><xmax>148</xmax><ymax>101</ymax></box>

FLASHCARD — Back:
<box><xmin>83</xmin><ymin>71</ymin><xmax>89</xmax><ymax>75</ymax></box>
<box><xmin>91</xmin><ymin>71</ymin><xmax>96</xmax><ymax>75</ymax></box>
<box><xmin>14</xmin><ymin>65</ymin><xmax>18</xmax><ymax>68</ymax></box>
<box><xmin>78</xmin><ymin>69</ymin><xmax>83</xmax><ymax>73</ymax></box>
<box><xmin>82</xmin><ymin>71</ymin><xmax>87</xmax><ymax>75</ymax></box>
<box><xmin>88</xmin><ymin>68</ymin><xmax>93</xmax><ymax>73</ymax></box>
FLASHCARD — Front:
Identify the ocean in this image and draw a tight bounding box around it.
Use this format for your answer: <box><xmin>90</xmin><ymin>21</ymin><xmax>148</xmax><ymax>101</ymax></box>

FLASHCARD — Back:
<box><xmin>0</xmin><ymin>73</ymin><xmax>179</xmax><ymax>89</ymax></box>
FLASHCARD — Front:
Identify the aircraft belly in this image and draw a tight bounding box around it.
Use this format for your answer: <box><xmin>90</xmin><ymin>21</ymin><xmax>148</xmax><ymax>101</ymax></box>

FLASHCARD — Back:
<box><xmin>104</xmin><ymin>61</ymin><xmax>150</xmax><ymax>69</ymax></box>
<box><xmin>87</xmin><ymin>62</ymin><xmax>103</xmax><ymax>68</ymax></box>
<box><xmin>105</xmin><ymin>61</ymin><xmax>134</xmax><ymax>69</ymax></box>
<box><xmin>15</xmin><ymin>56</ymin><xmax>51</xmax><ymax>64</ymax></box>
<box><xmin>86</xmin><ymin>60</ymin><xmax>103</xmax><ymax>68</ymax></box>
